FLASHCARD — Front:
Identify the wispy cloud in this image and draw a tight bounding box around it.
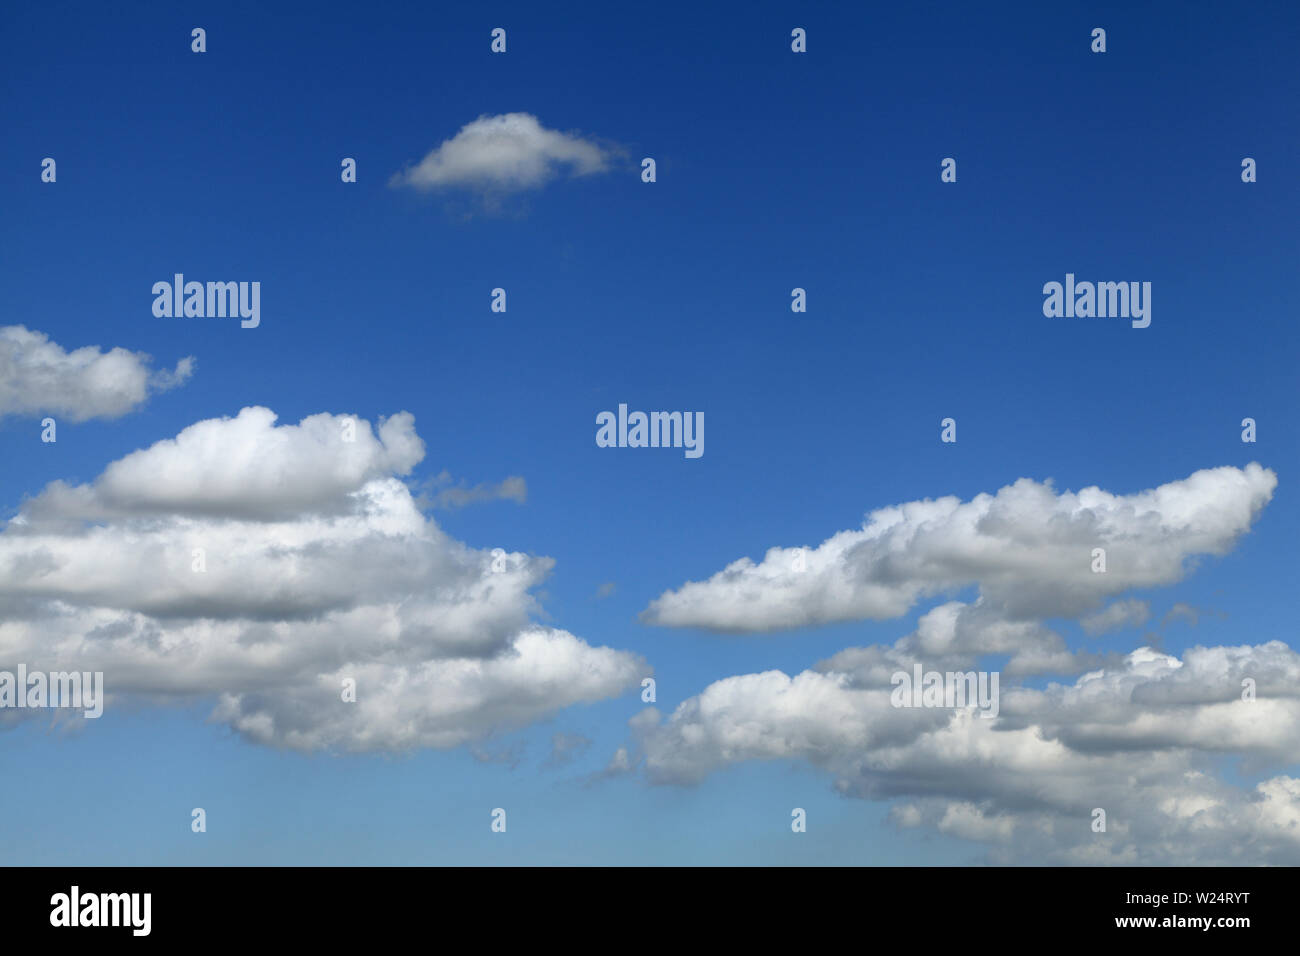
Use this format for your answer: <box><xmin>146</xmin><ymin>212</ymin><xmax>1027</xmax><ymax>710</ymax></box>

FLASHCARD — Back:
<box><xmin>422</xmin><ymin>471</ymin><xmax>527</xmax><ymax>509</ymax></box>
<box><xmin>543</xmin><ymin>732</ymin><xmax>592</xmax><ymax>768</ymax></box>
<box><xmin>1081</xmin><ymin>598</ymin><xmax>1151</xmax><ymax>636</ymax></box>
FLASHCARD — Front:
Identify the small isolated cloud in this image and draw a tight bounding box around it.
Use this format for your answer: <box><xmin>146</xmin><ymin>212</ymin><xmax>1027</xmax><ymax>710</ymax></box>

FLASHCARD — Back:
<box><xmin>606</xmin><ymin>745</ymin><xmax>633</xmax><ymax>773</ymax></box>
<box><xmin>582</xmin><ymin>744</ymin><xmax>636</xmax><ymax>787</ymax></box>
<box><xmin>0</xmin><ymin>325</ymin><xmax>193</xmax><ymax>422</ymax></box>
<box><xmin>389</xmin><ymin>113</ymin><xmax>614</xmax><ymax>194</ymax></box>
<box><xmin>471</xmin><ymin>741</ymin><xmax>527</xmax><ymax>770</ymax></box>
<box><xmin>1161</xmin><ymin>602</ymin><xmax>1226</xmax><ymax>630</ymax></box>
<box><xmin>594</xmin><ymin>582</ymin><xmax>617</xmax><ymax>600</ymax></box>
<box><xmin>1081</xmin><ymin>599</ymin><xmax>1151</xmax><ymax>637</ymax></box>
<box><xmin>544</xmin><ymin>732</ymin><xmax>592</xmax><ymax>768</ymax></box>
<box><xmin>424</xmin><ymin>471</ymin><xmax>527</xmax><ymax>509</ymax></box>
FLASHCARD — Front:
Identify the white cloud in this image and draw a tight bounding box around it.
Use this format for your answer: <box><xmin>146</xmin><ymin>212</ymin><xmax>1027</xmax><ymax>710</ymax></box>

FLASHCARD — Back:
<box><xmin>0</xmin><ymin>407</ymin><xmax>644</xmax><ymax>751</ymax></box>
<box><xmin>389</xmin><ymin>113</ymin><xmax>614</xmax><ymax>193</ymax></box>
<box><xmin>23</xmin><ymin>406</ymin><xmax>423</xmax><ymax>523</ymax></box>
<box><xmin>0</xmin><ymin>325</ymin><xmax>193</xmax><ymax>422</ymax></box>
<box><xmin>621</xmin><ymin>464</ymin><xmax>1294</xmax><ymax>863</ymax></box>
<box><xmin>642</xmin><ymin>465</ymin><xmax>1276</xmax><ymax>632</ymax></box>
<box><xmin>627</xmin><ymin>643</ymin><xmax>1300</xmax><ymax>863</ymax></box>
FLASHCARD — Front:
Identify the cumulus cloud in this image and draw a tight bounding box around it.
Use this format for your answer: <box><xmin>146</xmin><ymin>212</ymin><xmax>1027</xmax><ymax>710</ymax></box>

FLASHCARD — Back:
<box><xmin>819</xmin><ymin>598</ymin><xmax>1103</xmax><ymax>679</ymax></box>
<box><xmin>22</xmin><ymin>406</ymin><xmax>423</xmax><ymax>524</ymax></box>
<box><xmin>642</xmin><ymin>465</ymin><xmax>1276</xmax><ymax>632</ymax></box>
<box><xmin>0</xmin><ymin>325</ymin><xmax>193</xmax><ymax>422</ymax></box>
<box><xmin>620</xmin><ymin>464</ymin><xmax>1293</xmax><ymax>863</ymax></box>
<box><xmin>627</xmin><ymin>643</ymin><xmax>1300</xmax><ymax>863</ymax></box>
<box><xmin>0</xmin><ymin>407</ymin><xmax>644</xmax><ymax>751</ymax></box>
<box><xmin>389</xmin><ymin>113</ymin><xmax>614</xmax><ymax>193</ymax></box>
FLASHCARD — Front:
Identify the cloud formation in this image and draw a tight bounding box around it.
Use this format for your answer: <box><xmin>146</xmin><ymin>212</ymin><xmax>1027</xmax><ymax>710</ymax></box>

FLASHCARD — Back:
<box><xmin>621</xmin><ymin>465</ymin><xmax>1293</xmax><ymax>863</ymax></box>
<box><xmin>424</xmin><ymin>471</ymin><xmax>527</xmax><ymax>509</ymax></box>
<box><xmin>642</xmin><ymin>465</ymin><xmax>1277</xmax><ymax>632</ymax></box>
<box><xmin>389</xmin><ymin>113</ymin><xmax>614</xmax><ymax>193</ymax></box>
<box><xmin>1081</xmin><ymin>598</ymin><xmax>1151</xmax><ymax>636</ymax></box>
<box><xmin>0</xmin><ymin>325</ymin><xmax>193</xmax><ymax>422</ymax></box>
<box><xmin>626</xmin><ymin>641</ymin><xmax>1300</xmax><ymax>863</ymax></box>
<box><xmin>0</xmin><ymin>407</ymin><xmax>644</xmax><ymax>751</ymax></box>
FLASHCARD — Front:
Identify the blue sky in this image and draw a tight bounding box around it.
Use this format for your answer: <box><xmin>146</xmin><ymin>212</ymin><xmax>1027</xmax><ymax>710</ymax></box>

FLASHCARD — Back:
<box><xmin>1</xmin><ymin>0</ymin><xmax>1297</xmax><ymax>865</ymax></box>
